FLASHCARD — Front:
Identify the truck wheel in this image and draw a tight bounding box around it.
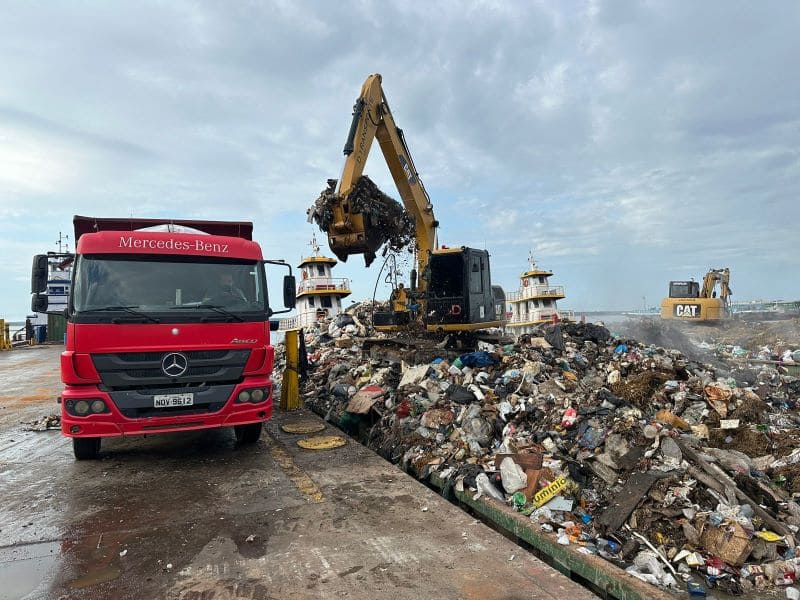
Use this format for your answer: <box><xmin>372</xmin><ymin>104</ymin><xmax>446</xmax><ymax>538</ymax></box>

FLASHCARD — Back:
<box><xmin>73</xmin><ymin>437</ymin><xmax>101</xmax><ymax>460</ymax></box>
<box><xmin>234</xmin><ymin>423</ymin><xmax>263</xmax><ymax>445</ymax></box>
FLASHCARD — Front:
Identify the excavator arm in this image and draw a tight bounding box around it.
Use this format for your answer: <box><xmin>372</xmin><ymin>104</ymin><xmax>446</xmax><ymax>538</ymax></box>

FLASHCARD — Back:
<box><xmin>326</xmin><ymin>74</ymin><xmax>438</xmax><ymax>280</ymax></box>
<box><xmin>701</xmin><ymin>268</ymin><xmax>732</xmax><ymax>302</ymax></box>
<box><xmin>310</xmin><ymin>74</ymin><xmax>503</xmax><ymax>333</ymax></box>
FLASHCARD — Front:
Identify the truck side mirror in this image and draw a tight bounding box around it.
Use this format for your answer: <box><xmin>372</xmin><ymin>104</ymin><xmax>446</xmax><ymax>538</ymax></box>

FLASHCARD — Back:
<box><xmin>269</xmin><ymin>319</ymin><xmax>280</xmax><ymax>331</ymax></box>
<box><xmin>31</xmin><ymin>255</ymin><xmax>48</xmax><ymax>293</ymax></box>
<box><xmin>263</xmin><ymin>259</ymin><xmax>295</xmax><ymax>316</ymax></box>
<box><xmin>283</xmin><ymin>275</ymin><xmax>296</xmax><ymax>309</ymax></box>
<box><xmin>32</xmin><ymin>293</ymin><xmax>48</xmax><ymax>313</ymax></box>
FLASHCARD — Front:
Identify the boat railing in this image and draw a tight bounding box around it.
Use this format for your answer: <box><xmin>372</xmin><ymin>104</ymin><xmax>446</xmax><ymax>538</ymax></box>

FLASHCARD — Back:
<box><xmin>278</xmin><ymin>308</ymin><xmax>340</xmax><ymax>331</ymax></box>
<box><xmin>297</xmin><ymin>277</ymin><xmax>351</xmax><ymax>295</ymax></box>
<box><xmin>278</xmin><ymin>316</ymin><xmax>300</xmax><ymax>330</ymax></box>
<box><xmin>507</xmin><ymin>285</ymin><xmax>565</xmax><ymax>302</ymax></box>
<box><xmin>506</xmin><ymin>309</ymin><xmax>558</xmax><ymax>324</ymax></box>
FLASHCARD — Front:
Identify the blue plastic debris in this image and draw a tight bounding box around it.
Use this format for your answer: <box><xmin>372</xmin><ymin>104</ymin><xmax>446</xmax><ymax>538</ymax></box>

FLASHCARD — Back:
<box><xmin>458</xmin><ymin>351</ymin><xmax>497</xmax><ymax>368</ymax></box>
<box><xmin>687</xmin><ymin>581</ymin><xmax>706</xmax><ymax>597</ymax></box>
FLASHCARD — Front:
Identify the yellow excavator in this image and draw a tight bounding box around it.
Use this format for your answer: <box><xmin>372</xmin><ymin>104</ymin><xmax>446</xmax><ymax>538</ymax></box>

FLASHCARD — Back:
<box><xmin>660</xmin><ymin>268</ymin><xmax>732</xmax><ymax>321</ymax></box>
<box><xmin>308</xmin><ymin>73</ymin><xmax>505</xmax><ymax>333</ymax></box>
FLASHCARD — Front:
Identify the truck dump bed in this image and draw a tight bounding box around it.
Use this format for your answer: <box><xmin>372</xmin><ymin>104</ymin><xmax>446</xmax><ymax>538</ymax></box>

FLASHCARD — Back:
<box><xmin>73</xmin><ymin>215</ymin><xmax>254</xmax><ymax>241</ymax></box>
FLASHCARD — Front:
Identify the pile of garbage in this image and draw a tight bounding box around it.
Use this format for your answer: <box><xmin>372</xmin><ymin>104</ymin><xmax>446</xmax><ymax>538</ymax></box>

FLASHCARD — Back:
<box><xmin>703</xmin><ymin>341</ymin><xmax>800</xmax><ymax>369</ymax></box>
<box><xmin>280</xmin><ymin>307</ymin><xmax>800</xmax><ymax>597</ymax></box>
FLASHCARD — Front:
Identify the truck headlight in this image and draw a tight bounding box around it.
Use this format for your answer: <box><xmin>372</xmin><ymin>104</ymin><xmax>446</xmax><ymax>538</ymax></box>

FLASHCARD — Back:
<box><xmin>250</xmin><ymin>389</ymin><xmax>264</xmax><ymax>403</ymax></box>
<box><xmin>90</xmin><ymin>400</ymin><xmax>107</xmax><ymax>413</ymax></box>
<box><xmin>74</xmin><ymin>400</ymin><xmax>90</xmax><ymax>415</ymax></box>
<box><xmin>237</xmin><ymin>390</ymin><xmax>251</xmax><ymax>403</ymax></box>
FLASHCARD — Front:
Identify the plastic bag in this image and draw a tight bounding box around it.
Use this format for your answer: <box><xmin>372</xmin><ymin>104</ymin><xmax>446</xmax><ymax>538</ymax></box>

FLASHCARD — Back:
<box><xmin>459</xmin><ymin>351</ymin><xmax>497</xmax><ymax>368</ymax></box>
<box><xmin>474</xmin><ymin>473</ymin><xmax>504</xmax><ymax>501</ymax></box>
<box><xmin>499</xmin><ymin>457</ymin><xmax>528</xmax><ymax>493</ymax></box>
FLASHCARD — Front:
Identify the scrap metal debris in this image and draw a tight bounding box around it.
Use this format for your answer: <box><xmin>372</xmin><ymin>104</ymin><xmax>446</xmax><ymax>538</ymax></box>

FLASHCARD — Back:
<box><xmin>277</xmin><ymin>305</ymin><xmax>800</xmax><ymax>595</ymax></box>
<box><xmin>23</xmin><ymin>414</ymin><xmax>61</xmax><ymax>431</ymax></box>
<box><xmin>307</xmin><ymin>176</ymin><xmax>416</xmax><ymax>261</ymax></box>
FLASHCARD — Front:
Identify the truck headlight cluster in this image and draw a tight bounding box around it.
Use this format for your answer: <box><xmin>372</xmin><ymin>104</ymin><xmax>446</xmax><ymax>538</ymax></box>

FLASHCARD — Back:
<box><xmin>235</xmin><ymin>387</ymin><xmax>270</xmax><ymax>404</ymax></box>
<box><xmin>66</xmin><ymin>398</ymin><xmax>109</xmax><ymax>416</ymax></box>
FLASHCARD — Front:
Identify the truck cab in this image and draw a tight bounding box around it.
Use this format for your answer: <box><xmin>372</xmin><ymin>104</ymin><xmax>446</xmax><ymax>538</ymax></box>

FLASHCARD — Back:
<box><xmin>31</xmin><ymin>216</ymin><xmax>295</xmax><ymax>459</ymax></box>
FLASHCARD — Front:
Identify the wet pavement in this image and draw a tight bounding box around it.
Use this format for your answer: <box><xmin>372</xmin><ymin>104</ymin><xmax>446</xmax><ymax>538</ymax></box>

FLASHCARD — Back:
<box><xmin>0</xmin><ymin>345</ymin><xmax>597</xmax><ymax>599</ymax></box>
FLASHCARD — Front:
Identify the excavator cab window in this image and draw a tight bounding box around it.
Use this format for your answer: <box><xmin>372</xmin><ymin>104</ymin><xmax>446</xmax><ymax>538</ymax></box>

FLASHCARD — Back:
<box><xmin>428</xmin><ymin>254</ymin><xmax>464</xmax><ymax>298</ymax></box>
<box><xmin>669</xmin><ymin>281</ymin><xmax>700</xmax><ymax>298</ymax></box>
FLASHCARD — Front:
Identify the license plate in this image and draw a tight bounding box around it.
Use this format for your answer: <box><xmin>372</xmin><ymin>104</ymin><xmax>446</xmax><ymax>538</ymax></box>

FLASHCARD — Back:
<box><xmin>153</xmin><ymin>393</ymin><xmax>194</xmax><ymax>408</ymax></box>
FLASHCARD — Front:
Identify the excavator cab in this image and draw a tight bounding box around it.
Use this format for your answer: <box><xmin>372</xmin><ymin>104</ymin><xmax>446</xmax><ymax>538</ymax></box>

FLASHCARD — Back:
<box><xmin>373</xmin><ymin>248</ymin><xmax>501</xmax><ymax>332</ymax></box>
<box><xmin>668</xmin><ymin>281</ymin><xmax>700</xmax><ymax>298</ymax></box>
<box><xmin>426</xmin><ymin>248</ymin><xmax>498</xmax><ymax>328</ymax></box>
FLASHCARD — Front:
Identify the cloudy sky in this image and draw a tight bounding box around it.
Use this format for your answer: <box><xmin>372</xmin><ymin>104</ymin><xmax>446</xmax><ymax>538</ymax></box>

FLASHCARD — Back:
<box><xmin>1</xmin><ymin>0</ymin><xmax>798</xmax><ymax>320</ymax></box>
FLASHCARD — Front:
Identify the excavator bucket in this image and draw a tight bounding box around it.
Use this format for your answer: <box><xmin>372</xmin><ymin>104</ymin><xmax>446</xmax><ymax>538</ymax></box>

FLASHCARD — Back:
<box><xmin>307</xmin><ymin>176</ymin><xmax>415</xmax><ymax>266</ymax></box>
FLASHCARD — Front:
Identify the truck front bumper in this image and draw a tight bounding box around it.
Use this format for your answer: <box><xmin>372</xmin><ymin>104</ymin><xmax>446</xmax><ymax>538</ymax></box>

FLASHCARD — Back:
<box><xmin>60</xmin><ymin>380</ymin><xmax>273</xmax><ymax>437</ymax></box>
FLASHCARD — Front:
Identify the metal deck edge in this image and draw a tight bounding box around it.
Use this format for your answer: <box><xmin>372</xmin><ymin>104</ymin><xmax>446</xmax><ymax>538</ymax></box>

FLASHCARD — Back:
<box><xmin>427</xmin><ymin>473</ymin><xmax>675</xmax><ymax>600</ymax></box>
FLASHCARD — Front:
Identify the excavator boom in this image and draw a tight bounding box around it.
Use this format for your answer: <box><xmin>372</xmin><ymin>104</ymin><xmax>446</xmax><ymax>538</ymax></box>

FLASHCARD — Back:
<box><xmin>326</xmin><ymin>74</ymin><xmax>437</xmax><ymax>275</ymax></box>
<box><xmin>308</xmin><ymin>74</ymin><xmax>504</xmax><ymax>333</ymax></box>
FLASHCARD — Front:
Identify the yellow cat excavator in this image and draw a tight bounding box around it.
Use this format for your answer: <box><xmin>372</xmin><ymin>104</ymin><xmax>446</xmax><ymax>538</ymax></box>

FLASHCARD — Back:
<box><xmin>308</xmin><ymin>73</ymin><xmax>505</xmax><ymax>333</ymax></box>
<box><xmin>660</xmin><ymin>268</ymin><xmax>732</xmax><ymax>321</ymax></box>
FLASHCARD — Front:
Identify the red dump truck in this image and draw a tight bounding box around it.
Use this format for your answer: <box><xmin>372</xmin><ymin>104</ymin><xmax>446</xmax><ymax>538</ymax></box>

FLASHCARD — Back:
<box><xmin>31</xmin><ymin>216</ymin><xmax>295</xmax><ymax>459</ymax></box>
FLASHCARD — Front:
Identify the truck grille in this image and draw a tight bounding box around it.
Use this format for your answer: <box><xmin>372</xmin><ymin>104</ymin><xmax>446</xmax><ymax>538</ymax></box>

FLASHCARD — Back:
<box><xmin>116</xmin><ymin>350</ymin><xmax>229</xmax><ymax>362</ymax></box>
<box><xmin>92</xmin><ymin>349</ymin><xmax>251</xmax><ymax>390</ymax></box>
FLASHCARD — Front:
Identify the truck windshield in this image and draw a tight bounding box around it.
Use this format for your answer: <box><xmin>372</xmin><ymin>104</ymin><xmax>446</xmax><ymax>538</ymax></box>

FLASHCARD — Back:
<box><xmin>73</xmin><ymin>255</ymin><xmax>267</xmax><ymax>316</ymax></box>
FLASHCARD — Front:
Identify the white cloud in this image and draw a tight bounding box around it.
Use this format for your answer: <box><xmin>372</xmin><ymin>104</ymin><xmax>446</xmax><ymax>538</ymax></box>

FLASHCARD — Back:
<box><xmin>0</xmin><ymin>0</ymin><xmax>797</xmax><ymax>318</ymax></box>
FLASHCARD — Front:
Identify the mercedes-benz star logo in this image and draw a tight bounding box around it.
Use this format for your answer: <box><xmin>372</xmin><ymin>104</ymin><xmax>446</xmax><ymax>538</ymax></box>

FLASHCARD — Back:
<box><xmin>161</xmin><ymin>352</ymin><xmax>188</xmax><ymax>377</ymax></box>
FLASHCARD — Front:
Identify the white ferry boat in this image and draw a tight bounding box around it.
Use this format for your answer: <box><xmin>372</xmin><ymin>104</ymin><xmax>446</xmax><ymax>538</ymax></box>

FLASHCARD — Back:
<box><xmin>504</xmin><ymin>253</ymin><xmax>571</xmax><ymax>335</ymax></box>
<box><xmin>279</xmin><ymin>234</ymin><xmax>352</xmax><ymax>329</ymax></box>
<box><xmin>29</xmin><ymin>233</ymin><xmax>73</xmax><ymax>328</ymax></box>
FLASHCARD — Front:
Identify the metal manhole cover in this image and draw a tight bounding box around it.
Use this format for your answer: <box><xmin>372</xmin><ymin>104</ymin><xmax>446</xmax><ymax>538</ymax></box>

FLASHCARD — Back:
<box><xmin>281</xmin><ymin>420</ymin><xmax>326</xmax><ymax>434</ymax></box>
<box><xmin>297</xmin><ymin>435</ymin><xmax>347</xmax><ymax>450</ymax></box>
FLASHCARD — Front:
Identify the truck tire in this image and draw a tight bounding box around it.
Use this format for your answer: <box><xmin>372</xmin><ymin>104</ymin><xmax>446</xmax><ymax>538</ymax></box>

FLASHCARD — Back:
<box><xmin>234</xmin><ymin>423</ymin><xmax>263</xmax><ymax>445</ymax></box>
<box><xmin>73</xmin><ymin>437</ymin><xmax>101</xmax><ymax>460</ymax></box>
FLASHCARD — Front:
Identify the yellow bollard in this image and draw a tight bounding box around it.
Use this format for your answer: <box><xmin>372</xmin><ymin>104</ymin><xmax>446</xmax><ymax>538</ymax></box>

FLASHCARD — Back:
<box><xmin>0</xmin><ymin>319</ymin><xmax>10</xmax><ymax>351</ymax></box>
<box><xmin>280</xmin><ymin>328</ymin><xmax>302</xmax><ymax>410</ymax></box>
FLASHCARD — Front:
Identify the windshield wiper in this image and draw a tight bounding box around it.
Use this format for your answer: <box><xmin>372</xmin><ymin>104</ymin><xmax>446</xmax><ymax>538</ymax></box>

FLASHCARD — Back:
<box><xmin>90</xmin><ymin>305</ymin><xmax>161</xmax><ymax>324</ymax></box>
<box><xmin>182</xmin><ymin>303</ymin><xmax>245</xmax><ymax>322</ymax></box>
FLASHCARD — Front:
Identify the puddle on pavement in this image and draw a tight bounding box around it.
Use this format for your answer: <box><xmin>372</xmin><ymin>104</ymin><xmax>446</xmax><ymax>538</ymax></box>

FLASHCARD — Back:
<box><xmin>0</xmin><ymin>541</ymin><xmax>59</xmax><ymax>599</ymax></box>
<box><xmin>68</xmin><ymin>564</ymin><xmax>122</xmax><ymax>589</ymax></box>
<box><xmin>59</xmin><ymin>530</ymin><xmax>128</xmax><ymax>592</ymax></box>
